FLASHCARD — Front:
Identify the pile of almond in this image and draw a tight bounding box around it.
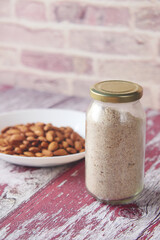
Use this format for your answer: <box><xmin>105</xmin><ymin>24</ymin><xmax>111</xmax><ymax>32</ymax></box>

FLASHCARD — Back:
<box><xmin>0</xmin><ymin>123</ymin><xmax>85</xmax><ymax>157</ymax></box>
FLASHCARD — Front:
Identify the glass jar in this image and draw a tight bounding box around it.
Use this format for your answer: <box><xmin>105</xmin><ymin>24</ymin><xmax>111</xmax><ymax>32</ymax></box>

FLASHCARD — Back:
<box><xmin>85</xmin><ymin>80</ymin><xmax>146</xmax><ymax>205</ymax></box>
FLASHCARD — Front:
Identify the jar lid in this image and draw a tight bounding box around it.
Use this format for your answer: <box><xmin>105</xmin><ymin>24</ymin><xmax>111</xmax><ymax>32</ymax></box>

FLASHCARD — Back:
<box><xmin>90</xmin><ymin>80</ymin><xmax>143</xmax><ymax>103</ymax></box>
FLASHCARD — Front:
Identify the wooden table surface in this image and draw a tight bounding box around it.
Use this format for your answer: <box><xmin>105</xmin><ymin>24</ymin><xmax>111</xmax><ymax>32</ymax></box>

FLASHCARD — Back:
<box><xmin>0</xmin><ymin>85</ymin><xmax>159</xmax><ymax>240</ymax></box>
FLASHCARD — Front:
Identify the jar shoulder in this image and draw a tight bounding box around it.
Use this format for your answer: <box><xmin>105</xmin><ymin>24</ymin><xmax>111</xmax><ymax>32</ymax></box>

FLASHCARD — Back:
<box><xmin>87</xmin><ymin>100</ymin><xmax>145</xmax><ymax>124</ymax></box>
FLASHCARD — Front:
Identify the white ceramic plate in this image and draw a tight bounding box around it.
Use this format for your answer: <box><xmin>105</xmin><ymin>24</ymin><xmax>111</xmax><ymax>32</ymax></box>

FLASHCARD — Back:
<box><xmin>0</xmin><ymin>109</ymin><xmax>85</xmax><ymax>167</ymax></box>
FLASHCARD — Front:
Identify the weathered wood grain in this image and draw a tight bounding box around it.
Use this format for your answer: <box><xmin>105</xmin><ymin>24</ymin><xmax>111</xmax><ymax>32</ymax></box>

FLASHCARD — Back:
<box><xmin>0</xmin><ymin>86</ymin><xmax>68</xmax><ymax>111</ymax></box>
<box><xmin>0</xmin><ymin>161</ymin><xmax>69</xmax><ymax>219</ymax></box>
<box><xmin>0</xmin><ymin>136</ymin><xmax>159</xmax><ymax>240</ymax></box>
<box><xmin>0</xmin><ymin>86</ymin><xmax>159</xmax><ymax>240</ymax></box>
<box><xmin>53</xmin><ymin>96</ymin><xmax>91</xmax><ymax>112</ymax></box>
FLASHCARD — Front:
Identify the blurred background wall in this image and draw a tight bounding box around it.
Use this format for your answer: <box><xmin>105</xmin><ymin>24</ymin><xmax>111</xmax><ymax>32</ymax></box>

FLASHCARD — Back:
<box><xmin>0</xmin><ymin>0</ymin><xmax>160</xmax><ymax>109</ymax></box>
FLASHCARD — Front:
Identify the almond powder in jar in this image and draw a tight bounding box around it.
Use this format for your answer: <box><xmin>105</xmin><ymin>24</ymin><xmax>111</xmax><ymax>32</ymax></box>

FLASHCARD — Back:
<box><xmin>85</xmin><ymin>80</ymin><xmax>146</xmax><ymax>205</ymax></box>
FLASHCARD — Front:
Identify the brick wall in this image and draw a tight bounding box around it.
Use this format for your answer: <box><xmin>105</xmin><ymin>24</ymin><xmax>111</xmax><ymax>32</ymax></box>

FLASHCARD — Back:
<box><xmin>0</xmin><ymin>0</ymin><xmax>160</xmax><ymax>109</ymax></box>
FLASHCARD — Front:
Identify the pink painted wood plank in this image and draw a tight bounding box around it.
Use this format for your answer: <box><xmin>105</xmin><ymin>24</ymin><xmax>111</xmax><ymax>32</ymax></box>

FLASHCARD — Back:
<box><xmin>0</xmin><ymin>109</ymin><xmax>159</xmax><ymax>240</ymax></box>
<box><xmin>54</xmin><ymin>96</ymin><xmax>91</xmax><ymax>112</ymax></box>
<box><xmin>0</xmin><ymin>161</ymin><xmax>69</xmax><ymax>219</ymax></box>
<box><xmin>0</xmin><ymin>85</ymin><xmax>13</xmax><ymax>92</ymax></box>
<box><xmin>0</xmin><ymin>87</ymin><xmax>68</xmax><ymax>111</ymax></box>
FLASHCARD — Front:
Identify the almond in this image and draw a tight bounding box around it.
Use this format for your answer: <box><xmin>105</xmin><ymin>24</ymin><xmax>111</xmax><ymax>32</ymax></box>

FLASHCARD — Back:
<box><xmin>25</xmin><ymin>132</ymin><xmax>35</xmax><ymax>137</ymax></box>
<box><xmin>26</xmin><ymin>136</ymin><xmax>37</xmax><ymax>141</ymax></box>
<box><xmin>1</xmin><ymin>126</ymin><xmax>10</xmax><ymax>133</ymax></box>
<box><xmin>0</xmin><ymin>146</ymin><xmax>13</xmax><ymax>151</ymax></box>
<box><xmin>42</xmin><ymin>149</ymin><xmax>53</xmax><ymax>157</ymax></box>
<box><xmin>55</xmin><ymin>131</ymin><xmax>64</xmax><ymax>141</ymax></box>
<box><xmin>35</xmin><ymin>152</ymin><xmax>43</xmax><ymax>157</ymax></box>
<box><xmin>59</xmin><ymin>127</ymin><xmax>66</xmax><ymax>131</ymax></box>
<box><xmin>23</xmin><ymin>140</ymin><xmax>29</xmax><ymax>146</ymax></box>
<box><xmin>6</xmin><ymin>129</ymin><xmax>20</xmax><ymax>135</ymax></box>
<box><xmin>66</xmin><ymin>138</ymin><xmax>74</xmax><ymax>147</ymax></box>
<box><xmin>29</xmin><ymin>147</ymin><xmax>39</xmax><ymax>153</ymax></box>
<box><xmin>70</xmin><ymin>133</ymin><xmax>77</xmax><ymax>141</ymax></box>
<box><xmin>35</xmin><ymin>122</ymin><xmax>45</xmax><ymax>126</ymax></box>
<box><xmin>53</xmin><ymin>149</ymin><xmax>68</xmax><ymax>156</ymax></box>
<box><xmin>62</xmin><ymin>141</ymin><xmax>69</xmax><ymax>149</ymax></box>
<box><xmin>10</xmin><ymin>134</ymin><xmax>25</xmax><ymax>143</ymax></box>
<box><xmin>55</xmin><ymin>137</ymin><xmax>61</xmax><ymax>143</ymax></box>
<box><xmin>34</xmin><ymin>129</ymin><xmax>44</xmax><ymax>137</ymax></box>
<box><xmin>38</xmin><ymin>136</ymin><xmax>46</xmax><ymax>141</ymax></box>
<box><xmin>17</xmin><ymin>125</ymin><xmax>28</xmax><ymax>132</ymax></box>
<box><xmin>64</xmin><ymin>132</ymin><xmax>70</xmax><ymax>138</ymax></box>
<box><xmin>15</xmin><ymin>147</ymin><xmax>22</xmax><ymax>154</ymax></box>
<box><xmin>66</xmin><ymin>147</ymin><xmax>77</xmax><ymax>154</ymax></box>
<box><xmin>46</xmin><ymin>131</ymin><xmax>55</xmax><ymax>142</ymax></box>
<box><xmin>31</xmin><ymin>141</ymin><xmax>39</xmax><ymax>146</ymax></box>
<box><xmin>44</xmin><ymin>123</ymin><xmax>53</xmax><ymax>131</ymax></box>
<box><xmin>74</xmin><ymin>141</ymin><xmax>82</xmax><ymax>151</ymax></box>
<box><xmin>19</xmin><ymin>144</ymin><xmax>28</xmax><ymax>150</ymax></box>
<box><xmin>48</xmin><ymin>142</ymin><xmax>58</xmax><ymax>151</ymax></box>
<box><xmin>24</xmin><ymin>151</ymin><xmax>35</xmax><ymax>157</ymax></box>
<box><xmin>41</xmin><ymin>142</ymin><xmax>49</xmax><ymax>148</ymax></box>
<box><xmin>52</xmin><ymin>126</ymin><xmax>60</xmax><ymax>131</ymax></box>
<box><xmin>29</xmin><ymin>125</ymin><xmax>37</xmax><ymax>132</ymax></box>
<box><xmin>80</xmin><ymin>149</ymin><xmax>85</xmax><ymax>153</ymax></box>
<box><xmin>0</xmin><ymin>139</ymin><xmax>7</xmax><ymax>146</ymax></box>
<box><xmin>81</xmin><ymin>139</ymin><xmax>85</xmax><ymax>147</ymax></box>
<box><xmin>65</xmin><ymin>127</ymin><xmax>73</xmax><ymax>133</ymax></box>
<box><xmin>4</xmin><ymin>150</ymin><xmax>14</xmax><ymax>155</ymax></box>
<box><xmin>59</xmin><ymin>143</ymin><xmax>63</xmax><ymax>148</ymax></box>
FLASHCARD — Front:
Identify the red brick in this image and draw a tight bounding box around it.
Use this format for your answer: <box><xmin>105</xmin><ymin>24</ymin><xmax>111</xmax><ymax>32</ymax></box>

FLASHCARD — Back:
<box><xmin>84</xmin><ymin>6</ymin><xmax>129</xmax><ymax>26</ymax></box>
<box><xmin>135</xmin><ymin>7</ymin><xmax>160</xmax><ymax>31</ymax></box>
<box><xmin>21</xmin><ymin>50</ymin><xmax>92</xmax><ymax>74</ymax></box>
<box><xmin>0</xmin><ymin>47</ymin><xmax>19</xmax><ymax>66</ymax></box>
<box><xmin>50</xmin><ymin>2</ymin><xmax>129</xmax><ymax>27</ymax></box>
<box><xmin>50</xmin><ymin>2</ymin><xmax>84</xmax><ymax>23</ymax></box>
<box><xmin>0</xmin><ymin>70</ymin><xmax>71</xmax><ymax>95</ymax></box>
<box><xmin>0</xmin><ymin>23</ymin><xmax>65</xmax><ymax>48</ymax></box>
<box><xmin>15</xmin><ymin>0</ymin><xmax>46</xmax><ymax>21</ymax></box>
<box><xmin>0</xmin><ymin>0</ymin><xmax>11</xmax><ymax>17</ymax></box>
<box><xmin>97</xmin><ymin>59</ymin><xmax>160</xmax><ymax>84</ymax></box>
<box><xmin>69</xmin><ymin>30</ymin><xmax>153</xmax><ymax>56</ymax></box>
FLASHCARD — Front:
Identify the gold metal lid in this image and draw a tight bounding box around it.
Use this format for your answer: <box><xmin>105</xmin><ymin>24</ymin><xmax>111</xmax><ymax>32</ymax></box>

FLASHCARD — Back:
<box><xmin>90</xmin><ymin>80</ymin><xmax>143</xmax><ymax>103</ymax></box>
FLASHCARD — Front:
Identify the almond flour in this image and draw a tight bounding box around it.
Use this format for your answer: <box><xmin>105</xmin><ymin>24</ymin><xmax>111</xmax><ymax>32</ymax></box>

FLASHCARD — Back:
<box><xmin>86</xmin><ymin>106</ymin><xmax>145</xmax><ymax>203</ymax></box>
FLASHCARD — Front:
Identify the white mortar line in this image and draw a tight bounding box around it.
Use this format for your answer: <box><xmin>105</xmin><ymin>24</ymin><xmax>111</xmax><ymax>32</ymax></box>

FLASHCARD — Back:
<box><xmin>0</xmin><ymin>42</ymin><xmax>155</xmax><ymax>61</ymax></box>
<box><xmin>1</xmin><ymin>18</ymin><xmax>160</xmax><ymax>39</ymax></box>
<box><xmin>39</xmin><ymin>0</ymin><xmax>159</xmax><ymax>7</ymax></box>
<box><xmin>0</xmin><ymin>66</ymin><xmax>99</xmax><ymax>80</ymax></box>
<box><xmin>0</xmin><ymin>19</ymin><xmax>130</xmax><ymax>32</ymax></box>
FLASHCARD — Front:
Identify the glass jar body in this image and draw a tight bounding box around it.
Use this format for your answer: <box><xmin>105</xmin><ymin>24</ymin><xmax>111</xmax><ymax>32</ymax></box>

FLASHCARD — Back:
<box><xmin>85</xmin><ymin>100</ymin><xmax>146</xmax><ymax>204</ymax></box>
